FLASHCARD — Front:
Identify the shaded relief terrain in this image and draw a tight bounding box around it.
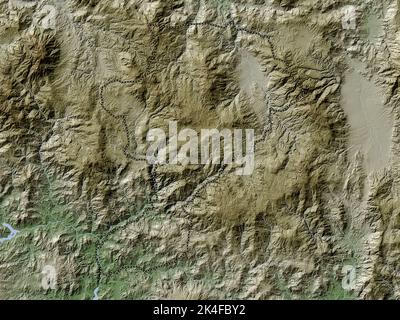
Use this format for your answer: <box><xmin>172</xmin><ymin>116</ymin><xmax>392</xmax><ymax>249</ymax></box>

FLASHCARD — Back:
<box><xmin>1</xmin><ymin>0</ymin><xmax>400</xmax><ymax>300</ymax></box>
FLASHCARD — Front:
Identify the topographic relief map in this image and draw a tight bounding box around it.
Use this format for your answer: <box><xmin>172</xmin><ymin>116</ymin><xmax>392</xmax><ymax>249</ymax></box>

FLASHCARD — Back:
<box><xmin>0</xmin><ymin>0</ymin><xmax>399</xmax><ymax>301</ymax></box>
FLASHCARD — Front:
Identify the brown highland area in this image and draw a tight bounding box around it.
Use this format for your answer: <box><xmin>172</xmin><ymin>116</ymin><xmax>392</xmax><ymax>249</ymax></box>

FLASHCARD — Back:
<box><xmin>0</xmin><ymin>0</ymin><xmax>400</xmax><ymax>299</ymax></box>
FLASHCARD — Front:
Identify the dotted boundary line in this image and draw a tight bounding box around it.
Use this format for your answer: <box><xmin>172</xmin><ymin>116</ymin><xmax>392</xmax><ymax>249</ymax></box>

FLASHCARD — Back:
<box><xmin>93</xmin><ymin>13</ymin><xmax>334</xmax><ymax>293</ymax></box>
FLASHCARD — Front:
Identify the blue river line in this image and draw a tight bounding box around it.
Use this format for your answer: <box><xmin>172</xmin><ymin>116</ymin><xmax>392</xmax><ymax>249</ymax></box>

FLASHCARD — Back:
<box><xmin>93</xmin><ymin>287</ymin><xmax>99</xmax><ymax>300</ymax></box>
<box><xmin>0</xmin><ymin>223</ymin><xmax>19</xmax><ymax>244</ymax></box>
